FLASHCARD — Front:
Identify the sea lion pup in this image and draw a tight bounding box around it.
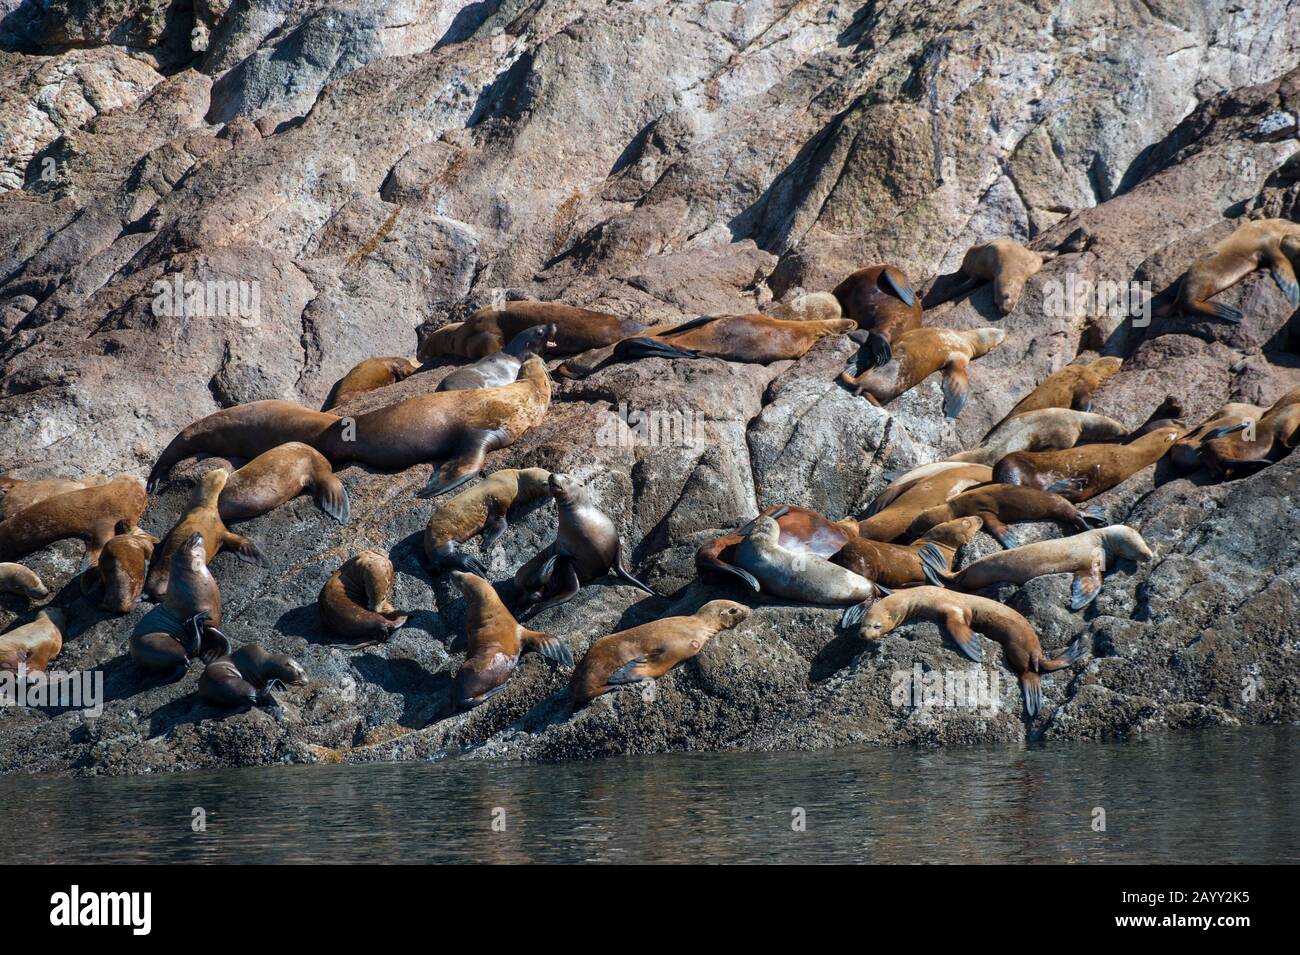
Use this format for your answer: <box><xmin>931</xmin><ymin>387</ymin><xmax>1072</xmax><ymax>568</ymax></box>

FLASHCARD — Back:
<box><xmin>832</xmin><ymin>516</ymin><xmax>983</xmax><ymax>589</ymax></box>
<box><xmin>451</xmin><ymin>570</ymin><xmax>573</xmax><ymax>709</ymax></box>
<box><xmin>695</xmin><ymin>504</ymin><xmax>855</xmax><ymax>592</ymax></box>
<box><xmin>514</xmin><ymin>472</ymin><xmax>660</xmax><ymax>615</ymax></box>
<box><xmin>907</xmin><ymin>484</ymin><xmax>1104</xmax><ymax>548</ymax></box>
<box><xmin>318</xmin><ymin>551</ymin><xmax>409</xmax><ymax>645</ymax></box>
<box><xmin>855</xmin><ymin>587</ymin><xmax>1088</xmax><ymax>717</ymax></box>
<box><xmin>611</xmin><ymin>313</ymin><xmax>857</xmax><ymax>366</ymax></box>
<box><xmin>1162</xmin><ymin>217</ymin><xmax>1300</xmax><ymax>323</ymax></box>
<box><xmin>832</xmin><ymin>264</ymin><xmax>922</xmax><ymax>368</ymax></box>
<box><xmin>1169</xmin><ymin>401</ymin><xmax>1266</xmax><ymax>471</ymax></box>
<box><xmin>948</xmin><ymin>239</ymin><xmax>1050</xmax><ymax>315</ymax></box>
<box><xmin>736</xmin><ymin>516</ymin><xmax>888</xmax><ymax>626</ymax></box>
<box><xmin>83</xmin><ymin>528</ymin><xmax>158</xmax><ymax>613</ymax></box>
<box><xmin>851</xmin><ymin>465</ymin><xmax>993</xmax><ymax>542</ymax></box>
<box><xmin>437</xmin><ymin>323</ymin><xmax>557</xmax><ymax>391</ymax></box>
<box><xmin>839</xmin><ymin>327</ymin><xmax>1005</xmax><ymax>418</ymax></box>
<box><xmin>947</xmin><ymin>409</ymin><xmax>1130</xmax><ymax>466</ymax></box>
<box><xmin>0</xmin><ymin>474</ymin><xmax>109</xmax><ymax>522</ymax></box>
<box><xmin>0</xmin><ymin>562</ymin><xmax>49</xmax><ymax>601</ymax></box>
<box><xmin>148</xmin><ymin>400</ymin><xmax>340</xmax><ymax>491</ymax></box>
<box><xmin>990</xmin><ymin>356</ymin><xmax>1123</xmax><ymax>432</ymax></box>
<box><xmin>992</xmin><ymin>426</ymin><xmax>1181</xmax><ymax>503</ymax></box>
<box><xmin>417</xmin><ymin>302</ymin><xmax>647</xmax><ymax>360</ymax></box>
<box><xmin>921</xmin><ymin>524</ymin><xmax>1153</xmax><ymax>609</ymax></box>
<box><xmin>568</xmin><ymin>600</ymin><xmax>750</xmax><ymax>707</ymax></box>
<box><xmin>130</xmin><ymin>532</ymin><xmax>228</xmax><ymax>677</ymax></box>
<box><xmin>324</xmin><ymin>356</ymin><xmax>421</xmax><ymax>410</ymax></box>
<box><xmin>199</xmin><ymin>643</ymin><xmax>308</xmax><ymax>708</ymax></box>
<box><xmin>218</xmin><ymin>442</ymin><xmax>349</xmax><ymax>524</ymax></box>
<box><xmin>1200</xmin><ymin>386</ymin><xmax>1300</xmax><ymax>478</ymax></box>
<box><xmin>315</xmin><ymin>353</ymin><xmax>551</xmax><ymax>499</ymax></box>
<box><xmin>145</xmin><ymin>469</ymin><xmax>267</xmax><ymax>601</ymax></box>
<box><xmin>0</xmin><ymin>475</ymin><xmax>147</xmax><ymax>566</ymax></box>
<box><xmin>424</xmin><ymin>467</ymin><xmax>552</xmax><ymax>575</ymax></box>
<box><xmin>0</xmin><ymin>609</ymin><xmax>66</xmax><ymax>675</ymax></box>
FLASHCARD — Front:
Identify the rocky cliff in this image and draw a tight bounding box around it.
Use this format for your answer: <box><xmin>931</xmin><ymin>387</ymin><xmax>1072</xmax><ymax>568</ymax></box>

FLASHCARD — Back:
<box><xmin>1</xmin><ymin>0</ymin><xmax>1298</xmax><ymax>774</ymax></box>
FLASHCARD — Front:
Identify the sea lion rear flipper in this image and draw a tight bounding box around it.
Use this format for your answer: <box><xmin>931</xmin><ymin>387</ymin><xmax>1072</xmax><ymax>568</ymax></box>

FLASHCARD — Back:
<box><xmin>1202</xmin><ymin>422</ymin><xmax>1250</xmax><ymax>441</ymax></box>
<box><xmin>1268</xmin><ymin>254</ymin><xmax>1300</xmax><ymax>307</ymax></box>
<box><xmin>1189</xmin><ymin>299</ymin><xmax>1244</xmax><ymax>324</ymax></box>
<box><xmin>979</xmin><ymin>512</ymin><xmax>1017</xmax><ymax>549</ymax></box>
<box><xmin>1070</xmin><ymin>562</ymin><xmax>1103</xmax><ymax>611</ymax></box>
<box><xmin>315</xmin><ymin>477</ymin><xmax>350</xmax><ymax>524</ymax></box>
<box><xmin>863</xmin><ymin>332</ymin><xmax>892</xmax><ymax>369</ymax></box>
<box><xmin>199</xmin><ymin>627</ymin><xmax>232</xmax><ymax>664</ymax></box>
<box><xmin>612</xmin><ymin>337</ymin><xmax>701</xmax><ymax>362</ymax></box>
<box><xmin>225</xmin><ymin>532</ymin><xmax>270</xmax><ymax>568</ymax></box>
<box><xmin>880</xmin><ymin>267</ymin><xmax>917</xmax><ymax>307</ymax></box>
<box><xmin>1079</xmin><ymin>505</ymin><xmax>1107</xmax><ymax>529</ymax></box>
<box><xmin>613</xmin><ymin>546</ymin><xmax>661</xmax><ymax>597</ymax></box>
<box><xmin>523</xmin><ymin>630</ymin><xmax>575</xmax><ymax>668</ymax></box>
<box><xmin>443</xmin><ymin>549</ymin><xmax>489</xmax><ymax>577</ymax></box>
<box><xmin>940</xmin><ymin>355</ymin><xmax>970</xmax><ymax>419</ymax></box>
<box><xmin>606</xmin><ymin>655</ymin><xmax>650</xmax><ymax>685</ymax></box>
<box><xmin>522</xmin><ymin>557</ymin><xmax>581</xmax><ymax>616</ymax></box>
<box><xmin>1019</xmin><ymin>672</ymin><xmax>1042</xmax><ymax>719</ymax></box>
<box><xmin>939</xmin><ymin>609</ymin><xmax>983</xmax><ymax>662</ymax></box>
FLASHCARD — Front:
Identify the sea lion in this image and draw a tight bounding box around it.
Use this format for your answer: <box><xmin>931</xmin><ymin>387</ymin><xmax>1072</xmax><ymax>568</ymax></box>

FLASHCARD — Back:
<box><xmin>437</xmin><ymin>323</ymin><xmax>557</xmax><ymax>391</ymax></box>
<box><xmin>0</xmin><ymin>562</ymin><xmax>48</xmax><ymax>601</ymax></box>
<box><xmin>451</xmin><ymin>570</ymin><xmax>573</xmax><ymax>709</ymax></box>
<box><xmin>418</xmin><ymin>302</ymin><xmax>646</xmax><ymax>360</ymax></box>
<box><xmin>852</xmin><ymin>465</ymin><xmax>993</xmax><ymax>542</ymax></box>
<box><xmin>0</xmin><ymin>608</ymin><xmax>66</xmax><ymax>675</ymax></box>
<box><xmin>1169</xmin><ymin>401</ymin><xmax>1265</xmax><ymax>472</ymax></box>
<box><xmin>568</xmin><ymin>599</ymin><xmax>750</xmax><ymax>706</ymax></box>
<box><xmin>854</xmin><ymin>587</ymin><xmax>1088</xmax><ymax>717</ymax></box>
<box><xmin>1200</xmin><ymin>386</ymin><xmax>1300</xmax><ymax>478</ymax></box>
<box><xmin>0</xmin><ymin>474</ymin><xmax>109</xmax><ymax>522</ymax></box>
<box><xmin>423</xmin><ymin>467</ymin><xmax>553</xmax><ymax>574</ymax></box>
<box><xmin>130</xmin><ymin>531</ymin><xmax>228</xmax><ymax>676</ymax></box>
<box><xmin>921</xmin><ymin>524</ymin><xmax>1153</xmax><ymax>609</ymax></box>
<box><xmin>906</xmin><ymin>483</ymin><xmax>1105</xmax><ymax>548</ymax></box>
<box><xmin>514</xmin><ymin>472</ymin><xmax>660</xmax><ymax>615</ymax></box>
<box><xmin>199</xmin><ymin>643</ymin><xmax>308</xmax><ymax>707</ymax></box>
<box><xmin>764</xmin><ymin>291</ymin><xmax>843</xmax><ymax>323</ymax></box>
<box><xmin>84</xmin><ymin>528</ymin><xmax>158</xmax><ymax>614</ymax></box>
<box><xmin>832</xmin><ymin>516</ymin><xmax>983</xmax><ymax>589</ymax></box>
<box><xmin>218</xmin><ymin>442</ymin><xmax>350</xmax><ymax>524</ymax></box>
<box><xmin>315</xmin><ymin>354</ymin><xmax>551</xmax><ymax>498</ymax></box>
<box><xmin>948</xmin><ymin>409</ymin><xmax>1130</xmax><ymax>466</ymax></box>
<box><xmin>610</xmin><ymin>313</ymin><xmax>857</xmax><ymax>366</ymax></box>
<box><xmin>953</xmin><ymin>239</ymin><xmax>1048</xmax><ymax>315</ymax></box>
<box><xmin>0</xmin><ymin>475</ymin><xmax>146</xmax><ymax>565</ymax></box>
<box><xmin>735</xmin><ymin>516</ymin><xmax>887</xmax><ymax>623</ymax></box>
<box><xmin>324</xmin><ymin>356</ymin><xmax>421</xmax><ymax>410</ymax></box>
<box><xmin>1163</xmin><ymin>218</ymin><xmax>1300</xmax><ymax>323</ymax></box>
<box><xmin>148</xmin><ymin>400</ymin><xmax>340</xmax><ymax>491</ymax></box>
<box><xmin>992</xmin><ymin>427</ymin><xmax>1180</xmax><ymax>502</ymax></box>
<box><xmin>840</xmin><ymin>327</ymin><xmax>1005</xmax><ymax>417</ymax></box>
<box><xmin>832</xmin><ymin>264</ymin><xmax>923</xmax><ymax>368</ymax></box>
<box><xmin>695</xmin><ymin>504</ymin><xmax>856</xmax><ymax>592</ymax></box>
<box><xmin>318</xmin><ymin>551</ymin><xmax>409</xmax><ymax>645</ymax></box>
<box><xmin>990</xmin><ymin>356</ymin><xmax>1123</xmax><ymax>431</ymax></box>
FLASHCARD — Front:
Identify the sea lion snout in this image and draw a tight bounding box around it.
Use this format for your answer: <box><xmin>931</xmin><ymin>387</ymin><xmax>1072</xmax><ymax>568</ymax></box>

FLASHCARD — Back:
<box><xmin>547</xmin><ymin>472</ymin><xmax>579</xmax><ymax>502</ymax></box>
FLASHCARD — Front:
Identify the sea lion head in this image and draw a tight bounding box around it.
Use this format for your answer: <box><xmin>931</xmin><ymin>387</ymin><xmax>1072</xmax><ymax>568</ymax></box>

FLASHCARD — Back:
<box><xmin>1282</xmin><ymin>234</ymin><xmax>1300</xmax><ymax>261</ymax></box>
<box><xmin>858</xmin><ymin>597</ymin><xmax>905</xmax><ymax>640</ymax></box>
<box><xmin>504</xmin><ymin>323</ymin><xmax>558</xmax><ymax>357</ymax></box>
<box><xmin>969</xmin><ymin>327</ymin><xmax>1006</xmax><ymax>356</ymax></box>
<box><xmin>517</xmin><ymin>467</ymin><xmax>552</xmax><ymax>496</ymax></box>
<box><xmin>927</xmin><ymin>515</ymin><xmax>983</xmax><ymax>548</ymax></box>
<box><xmin>547</xmin><ymin>472</ymin><xmax>585</xmax><ymax>506</ymax></box>
<box><xmin>176</xmin><ymin>531</ymin><xmax>207</xmax><ymax>574</ymax></box>
<box><xmin>993</xmin><ymin>275</ymin><xmax>1023</xmax><ymax>315</ymax></box>
<box><xmin>1107</xmin><ymin>526</ymin><xmax>1154</xmax><ymax>562</ymax></box>
<box><xmin>266</xmin><ymin>654</ymin><xmax>309</xmax><ymax>687</ymax></box>
<box><xmin>194</xmin><ymin>468</ymin><xmax>229</xmax><ymax>502</ymax></box>
<box><xmin>1093</xmin><ymin>356</ymin><xmax>1123</xmax><ymax>377</ymax></box>
<box><xmin>698</xmin><ymin>599</ymin><xmax>751</xmax><ymax>631</ymax></box>
<box><xmin>744</xmin><ymin>515</ymin><xmax>781</xmax><ymax>549</ymax></box>
<box><xmin>416</xmin><ymin>321</ymin><xmax>465</xmax><ymax>362</ymax></box>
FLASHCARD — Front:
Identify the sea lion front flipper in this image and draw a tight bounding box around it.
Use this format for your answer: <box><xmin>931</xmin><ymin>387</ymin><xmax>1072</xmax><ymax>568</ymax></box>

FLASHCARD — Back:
<box><xmin>1078</xmin><ymin>505</ymin><xmax>1107</xmax><ymax>529</ymax></box>
<box><xmin>918</xmin><ymin>542</ymin><xmax>951</xmax><ymax>586</ymax></box>
<box><xmin>612</xmin><ymin>337</ymin><xmax>701</xmax><ymax>362</ymax></box>
<box><xmin>224</xmin><ymin>532</ymin><xmax>270</xmax><ymax>568</ymax></box>
<box><xmin>862</xmin><ymin>332</ymin><xmax>892</xmax><ymax>369</ymax></box>
<box><xmin>606</xmin><ymin>655</ymin><xmax>652</xmax><ymax>685</ymax></box>
<box><xmin>199</xmin><ymin>627</ymin><xmax>232</xmax><ymax>664</ymax></box>
<box><xmin>420</xmin><ymin>436</ymin><xmax>492</xmax><ymax>499</ymax></box>
<box><xmin>522</xmin><ymin>630</ymin><xmax>575</xmax><ymax>668</ymax></box>
<box><xmin>315</xmin><ymin>476</ymin><xmax>351</xmax><ymax>524</ymax></box>
<box><xmin>1045</xmin><ymin>477</ymin><xmax>1088</xmax><ymax>498</ymax></box>
<box><xmin>1202</xmin><ymin>421</ymin><xmax>1250</xmax><ymax>441</ymax></box>
<box><xmin>940</xmin><ymin>354</ymin><xmax>971</xmax><ymax>419</ymax></box>
<box><xmin>613</xmin><ymin>544</ymin><xmax>661</xmax><ymax>597</ymax></box>
<box><xmin>1070</xmin><ymin>562</ymin><xmax>1103</xmax><ymax>611</ymax></box>
<box><xmin>1268</xmin><ymin>250</ymin><xmax>1300</xmax><ymax>307</ymax></box>
<box><xmin>880</xmin><ymin>267</ymin><xmax>917</xmax><ymax>307</ymax></box>
<box><xmin>1020</xmin><ymin>672</ymin><xmax>1042</xmax><ymax>719</ymax></box>
<box><xmin>939</xmin><ymin>609</ymin><xmax>983</xmax><ymax>662</ymax></box>
<box><xmin>979</xmin><ymin>512</ymin><xmax>1017</xmax><ymax>549</ymax></box>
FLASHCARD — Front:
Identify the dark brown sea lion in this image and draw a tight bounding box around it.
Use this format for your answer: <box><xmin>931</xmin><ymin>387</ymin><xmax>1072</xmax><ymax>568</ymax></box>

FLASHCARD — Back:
<box><xmin>991</xmin><ymin>427</ymin><xmax>1180</xmax><ymax>502</ymax></box>
<box><xmin>324</xmin><ymin>356</ymin><xmax>421</xmax><ymax>410</ymax></box>
<box><xmin>451</xmin><ymin>570</ymin><xmax>573</xmax><ymax>709</ymax></box>
<box><xmin>199</xmin><ymin>643</ymin><xmax>308</xmax><ymax>707</ymax></box>
<box><xmin>0</xmin><ymin>475</ymin><xmax>146</xmax><ymax>565</ymax></box>
<box><xmin>0</xmin><ymin>562</ymin><xmax>49</xmax><ymax>601</ymax></box>
<box><xmin>831</xmin><ymin>264</ymin><xmax>922</xmax><ymax>368</ymax></box>
<box><xmin>0</xmin><ymin>608</ymin><xmax>65</xmax><ymax>674</ymax></box>
<box><xmin>437</xmin><ymin>323</ymin><xmax>557</xmax><ymax>391</ymax></box>
<box><xmin>840</xmin><ymin>327</ymin><xmax>1005</xmax><ymax>418</ymax></box>
<box><xmin>130</xmin><ymin>532</ymin><xmax>228</xmax><ymax>677</ymax></box>
<box><xmin>906</xmin><ymin>483</ymin><xmax>1104</xmax><ymax>549</ymax></box>
<box><xmin>218</xmin><ymin>442</ymin><xmax>349</xmax><ymax>524</ymax></box>
<box><xmin>1161</xmin><ymin>218</ymin><xmax>1300</xmax><ymax>323</ymax></box>
<box><xmin>85</xmin><ymin>527</ymin><xmax>158</xmax><ymax>614</ymax></box>
<box><xmin>0</xmin><ymin>474</ymin><xmax>110</xmax><ymax>522</ymax></box>
<box><xmin>568</xmin><ymin>600</ymin><xmax>750</xmax><ymax>706</ymax></box>
<box><xmin>423</xmin><ymin>467</ymin><xmax>552</xmax><ymax>574</ymax></box>
<box><xmin>695</xmin><ymin>504</ymin><xmax>855</xmax><ymax>593</ymax></box>
<box><xmin>832</xmin><ymin>516</ymin><xmax>983</xmax><ymax>589</ymax></box>
<box><xmin>1200</xmin><ymin>386</ymin><xmax>1300</xmax><ymax>478</ymax></box>
<box><xmin>990</xmin><ymin>356</ymin><xmax>1123</xmax><ymax>432</ymax></box>
<box><xmin>418</xmin><ymin>302</ymin><xmax>646</xmax><ymax>360</ymax></box>
<box><xmin>318</xmin><ymin>551</ymin><xmax>409</xmax><ymax>645</ymax></box>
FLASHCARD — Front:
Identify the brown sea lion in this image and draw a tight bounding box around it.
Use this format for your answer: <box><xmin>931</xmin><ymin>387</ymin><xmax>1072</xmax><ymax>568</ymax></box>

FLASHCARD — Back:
<box><xmin>451</xmin><ymin>570</ymin><xmax>573</xmax><ymax>709</ymax></box>
<box><xmin>610</xmin><ymin>313</ymin><xmax>857</xmax><ymax>366</ymax></box>
<box><xmin>852</xmin><ymin>465</ymin><xmax>993</xmax><ymax>542</ymax></box>
<box><xmin>906</xmin><ymin>483</ymin><xmax>1105</xmax><ymax>548</ymax></box>
<box><xmin>0</xmin><ymin>475</ymin><xmax>146</xmax><ymax>566</ymax></box>
<box><xmin>992</xmin><ymin>427</ymin><xmax>1180</xmax><ymax>502</ymax></box>
<box><xmin>418</xmin><ymin>302</ymin><xmax>646</xmax><ymax>361</ymax></box>
<box><xmin>990</xmin><ymin>356</ymin><xmax>1123</xmax><ymax>432</ymax></box>
<box><xmin>437</xmin><ymin>323</ymin><xmax>557</xmax><ymax>391</ymax></box>
<box><xmin>1200</xmin><ymin>386</ymin><xmax>1300</xmax><ymax>478</ymax></box>
<box><xmin>0</xmin><ymin>474</ymin><xmax>109</xmax><ymax>522</ymax></box>
<box><xmin>84</xmin><ymin>528</ymin><xmax>158</xmax><ymax>614</ymax></box>
<box><xmin>568</xmin><ymin>600</ymin><xmax>750</xmax><ymax>706</ymax></box>
<box><xmin>315</xmin><ymin>354</ymin><xmax>551</xmax><ymax>499</ymax></box>
<box><xmin>199</xmin><ymin>642</ymin><xmax>308</xmax><ymax>707</ymax></box>
<box><xmin>949</xmin><ymin>239</ymin><xmax>1048</xmax><ymax>315</ymax></box>
<box><xmin>921</xmin><ymin>524</ymin><xmax>1153</xmax><ymax>609</ymax></box>
<box><xmin>1169</xmin><ymin>401</ymin><xmax>1266</xmax><ymax>472</ymax></box>
<box><xmin>855</xmin><ymin>587</ymin><xmax>1088</xmax><ymax>717</ymax></box>
<box><xmin>0</xmin><ymin>608</ymin><xmax>65</xmax><ymax>675</ymax></box>
<box><xmin>218</xmin><ymin>442</ymin><xmax>349</xmax><ymax>524</ymax></box>
<box><xmin>145</xmin><ymin>469</ymin><xmax>267</xmax><ymax>601</ymax></box>
<box><xmin>840</xmin><ymin>327</ymin><xmax>1005</xmax><ymax>417</ymax></box>
<box><xmin>514</xmin><ymin>472</ymin><xmax>660</xmax><ymax>615</ymax></box>
<box><xmin>0</xmin><ymin>562</ymin><xmax>48</xmax><ymax>601</ymax></box>
<box><xmin>324</xmin><ymin>356</ymin><xmax>421</xmax><ymax>410</ymax></box>
<box><xmin>318</xmin><ymin>551</ymin><xmax>409</xmax><ymax>645</ymax></box>
<box><xmin>695</xmin><ymin>504</ymin><xmax>856</xmax><ymax>593</ymax></box>
<box><xmin>424</xmin><ymin>467</ymin><xmax>552</xmax><ymax>575</ymax></box>
<box><xmin>130</xmin><ymin>531</ymin><xmax>228</xmax><ymax>676</ymax></box>
<box><xmin>948</xmin><ymin>409</ymin><xmax>1130</xmax><ymax>466</ymax></box>
<box><xmin>1163</xmin><ymin>218</ymin><xmax>1300</xmax><ymax>323</ymax></box>
<box><xmin>832</xmin><ymin>264</ymin><xmax>923</xmax><ymax>368</ymax></box>
<box><xmin>832</xmin><ymin>516</ymin><xmax>983</xmax><ymax>589</ymax></box>
<box><xmin>148</xmin><ymin>400</ymin><xmax>340</xmax><ymax>491</ymax></box>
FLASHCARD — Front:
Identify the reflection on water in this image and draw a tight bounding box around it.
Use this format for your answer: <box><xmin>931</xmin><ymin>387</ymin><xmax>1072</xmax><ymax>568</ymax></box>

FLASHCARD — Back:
<box><xmin>1</xmin><ymin>727</ymin><xmax>1295</xmax><ymax>863</ymax></box>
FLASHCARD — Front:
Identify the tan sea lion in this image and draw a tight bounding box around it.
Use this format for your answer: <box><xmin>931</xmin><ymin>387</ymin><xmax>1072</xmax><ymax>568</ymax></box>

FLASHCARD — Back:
<box><xmin>218</xmin><ymin>442</ymin><xmax>349</xmax><ymax>524</ymax></box>
<box><xmin>0</xmin><ymin>475</ymin><xmax>146</xmax><ymax>566</ymax></box>
<box><xmin>324</xmin><ymin>356</ymin><xmax>421</xmax><ymax>410</ymax></box>
<box><xmin>948</xmin><ymin>409</ymin><xmax>1130</xmax><ymax>466</ymax></box>
<box><xmin>130</xmin><ymin>531</ymin><xmax>228</xmax><ymax>677</ymax></box>
<box><xmin>695</xmin><ymin>504</ymin><xmax>856</xmax><ymax>593</ymax></box>
<box><xmin>0</xmin><ymin>562</ymin><xmax>48</xmax><ymax>601</ymax></box>
<box><xmin>921</xmin><ymin>524</ymin><xmax>1153</xmax><ymax>609</ymax></box>
<box><xmin>1169</xmin><ymin>401</ymin><xmax>1266</xmax><ymax>471</ymax></box>
<box><xmin>418</xmin><ymin>302</ymin><xmax>646</xmax><ymax>360</ymax></box>
<box><xmin>955</xmin><ymin>239</ymin><xmax>1048</xmax><ymax>315</ymax></box>
<box><xmin>990</xmin><ymin>356</ymin><xmax>1123</xmax><ymax>432</ymax></box>
<box><xmin>840</xmin><ymin>327</ymin><xmax>1005</xmax><ymax>417</ymax></box>
<box><xmin>855</xmin><ymin>587</ymin><xmax>1088</xmax><ymax>717</ymax></box>
<box><xmin>1200</xmin><ymin>386</ymin><xmax>1300</xmax><ymax>478</ymax></box>
<box><xmin>852</xmin><ymin>465</ymin><xmax>993</xmax><ymax>542</ymax></box>
<box><xmin>906</xmin><ymin>483</ymin><xmax>1105</xmax><ymax>548</ymax></box>
<box><xmin>451</xmin><ymin>570</ymin><xmax>573</xmax><ymax>709</ymax></box>
<box><xmin>424</xmin><ymin>467</ymin><xmax>553</xmax><ymax>574</ymax></box>
<box><xmin>0</xmin><ymin>474</ymin><xmax>109</xmax><ymax>522</ymax></box>
<box><xmin>1164</xmin><ymin>218</ymin><xmax>1300</xmax><ymax>323</ymax></box>
<box><xmin>0</xmin><ymin>608</ymin><xmax>66</xmax><ymax>674</ymax></box>
<box><xmin>568</xmin><ymin>600</ymin><xmax>750</xmax><ymax>706</ymax></box>
<box><xmin>832</xmin><ymin>264</ymin><xmax>923</xmax><ymax>368</ymax></box>
<box><xmin>437</xmin><ymin>323</ymin><xmax>557</xmax><ymax>391</ymax></box>
<box><xmin>318</xmin><ymin>551</ymin><xmax>409</xmax><ymax>645</ymax></box>
<box><xmin>84</xmin><ymin>528</ymin><xmax>158</xmax><ymax>614</ymax></box>
<box><xmin>145</xmin><ymin>469</ymin><xmax>267</xmax><ymax>601</ymax></box>
<box><xmin>609</xmin><ymin>313</ymin><xmax>857</xmax><ymax>366</ymax></box>
<box><xmin>832</xmin><ymin>516</ymin><xmax>983</xmax><ymax>589</ymax></box>
<box><xmin>315</xmin><ymin>354</ymin><xmax>551</xmax><ymax>499</ymax></box>
<box><xmin>199</xmin><ymin>643</ymin><xmax>308</xmax><ymax>707</ymax></box>
<box><xmin>992</xmin><ymin>427</ymin><xmax>1180</xmax><ymax>502</ymax></box>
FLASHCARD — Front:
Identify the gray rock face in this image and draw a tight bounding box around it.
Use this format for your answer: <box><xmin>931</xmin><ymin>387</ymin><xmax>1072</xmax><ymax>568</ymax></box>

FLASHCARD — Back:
<box><xmin>0</xmin><ymin>1</ymin><xmax>1298</xmax><ymax>775</ymax></box>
